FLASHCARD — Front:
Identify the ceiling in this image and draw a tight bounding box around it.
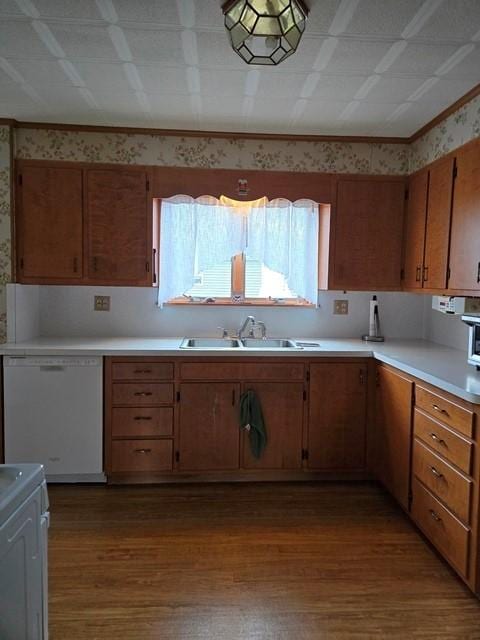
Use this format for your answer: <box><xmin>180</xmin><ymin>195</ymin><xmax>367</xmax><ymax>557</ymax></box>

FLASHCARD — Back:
<box><xmin>0</xmin><ymin>0</ymin><xmax>479</xmax><ymax>137</ymax></box>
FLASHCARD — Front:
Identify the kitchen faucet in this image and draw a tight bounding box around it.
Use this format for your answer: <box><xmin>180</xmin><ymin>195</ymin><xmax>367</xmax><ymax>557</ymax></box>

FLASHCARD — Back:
<box><xmin>238</xmin><ymin>315</ymin><xmax>256</xmax><ymax>339</ymax></box>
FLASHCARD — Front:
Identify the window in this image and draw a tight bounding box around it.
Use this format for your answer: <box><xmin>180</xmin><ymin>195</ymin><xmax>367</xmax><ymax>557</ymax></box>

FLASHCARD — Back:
<box><xmin>158</xmin><ymin>195</ymin><xmax>319</xmax><ymax>306</ymax></box>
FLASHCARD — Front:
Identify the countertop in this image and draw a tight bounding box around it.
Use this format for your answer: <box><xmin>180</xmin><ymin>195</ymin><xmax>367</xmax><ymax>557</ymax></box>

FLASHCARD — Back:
<box><xmin>2</xmin><ymin>337</ymin><xmax>480</xmax><ymax>404</ymax></box>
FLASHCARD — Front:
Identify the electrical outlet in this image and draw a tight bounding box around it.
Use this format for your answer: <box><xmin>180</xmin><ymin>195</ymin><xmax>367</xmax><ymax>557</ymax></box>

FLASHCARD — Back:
<box><xmin>94</xmin><ymin>295</ymin><xmax>110</xmax><ymax>311</ymax></box>
<box><xmin>334</xmin><ymin>299</ymin><xmax>349</xmax><ymax>315</ymax></box>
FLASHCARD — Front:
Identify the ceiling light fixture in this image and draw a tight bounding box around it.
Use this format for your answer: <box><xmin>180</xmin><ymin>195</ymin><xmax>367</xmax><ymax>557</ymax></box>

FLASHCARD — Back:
<box><xmin>222</xmin><ymin>0</ymin><xmax>309</xmax><ymax>66</ymax></box>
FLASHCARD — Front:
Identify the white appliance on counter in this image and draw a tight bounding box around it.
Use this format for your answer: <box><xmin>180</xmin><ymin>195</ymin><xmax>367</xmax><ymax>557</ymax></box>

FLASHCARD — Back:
<box><xmin>0</xmin><ymin>463</ymin><xmax>49</xmax><ymax>640</ymax></box>
<box><xmin>3</xmin><ymin>356</ymin><xmax>105</xmax><ymax>482</ymax></box>
<box><xmin>462</xmin><ymin>314</ymin><xmax>480</xmax><ymax>370</ymax></box>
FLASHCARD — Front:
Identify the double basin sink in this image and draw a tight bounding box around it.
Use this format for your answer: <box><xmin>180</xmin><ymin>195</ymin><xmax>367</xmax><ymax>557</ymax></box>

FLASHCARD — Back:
<box><xmin>180</xmin><ymin>337</ymin><xmax>302</xmax><ymax>350</ymax></box>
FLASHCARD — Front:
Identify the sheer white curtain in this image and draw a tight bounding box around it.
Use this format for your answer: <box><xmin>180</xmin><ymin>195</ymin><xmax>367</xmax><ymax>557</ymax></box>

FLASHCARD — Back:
<box><xmin>158</xmin><ymin>195</ymin><xmax>319</xmax><ymax>306</ymax></box>
<box><xmin>247</xmin><ymin>198</ymin><xmax>319</xmax><ymax>303</ymax></box>
<box><xmin>158</xmin><ymin>195</ymin><xmax>244</xmax><ymax>306</ymax></box>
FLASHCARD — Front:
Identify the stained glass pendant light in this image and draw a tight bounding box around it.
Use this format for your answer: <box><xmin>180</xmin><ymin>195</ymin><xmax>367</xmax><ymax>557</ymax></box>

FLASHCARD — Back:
<box><xmin>222</xmin><ymin>0</ymin><xmax>309</xmax><ymax>66</ymax></box>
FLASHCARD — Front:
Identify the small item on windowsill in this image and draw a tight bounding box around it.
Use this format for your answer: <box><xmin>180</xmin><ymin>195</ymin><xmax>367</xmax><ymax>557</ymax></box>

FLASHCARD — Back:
<box><xmin>203</xmin><ymin>297</ymin><xmax>216</xmax><ymax>303</ymax></box>
<box><xmin>269</xmin><ymin>297</ymin><xmax>286</xmax><ymax>305</ymax></box>
<box><xmin>232</xmin><ymin>294</ymin><xmax>243</xmax><ymax>304</ymax></box>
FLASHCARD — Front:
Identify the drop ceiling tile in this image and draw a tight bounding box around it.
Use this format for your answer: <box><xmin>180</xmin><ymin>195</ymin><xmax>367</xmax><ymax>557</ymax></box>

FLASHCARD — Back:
<box><xmin>73</xmin><ymin>62</ymin><xmax>131</xmax><ymax>91</ymax></box>
<box><xmin>442</xmin><ymin>46</ymin><xmax>480</xmax><ymax>78</ymax></box>
<box><xmin>33</xmin><ymin>85</ymin><xmax>97</xmax><ymax>109</ymax></box>
<box><xmin>0</xmin><ymin>77</ymin><xmax>32</xmax><ymax>102</ymax></box>
<box><xmin>198</xmin><ymin>69</ymin><xmax>247</xmax><ymax>96</ymax></box>
<box><xmin>47</xmin><ymin>23</ymin><xmax>118</xmax><ymax>60</ymax></box>
<box><xmin>255</xmin><ymin>72</ymin><xmax>308</xmax><ymax>98</ymax></box>
<box><xmin>274</xmin><ymin>36</ymin><xmax>329</xmax><ymax>71</ymax></box>
<box><xmin>93</xmin><ymin>91</ymin><xmax>140</xmax><ymax>111</ymax></box>
<box><xmin>196</xmin><ymin>31</ymin><xmax>248</xmax><ymax>68</ymax></box>
<box><xmin>362</xmin><ymin>76</ymin><xmax>428</xmax><ymax>103</ymax></box>
<box><xmin>343</xmin><ymin>0</ymin><xmax>421</xmax><ymax>37</ymax></box>
<box><xmin>387</xmin><ymin>43</ymin><xmax>459</xmax><ymax>75</ymax></box>
<box><xmin>188</xmin><ymin>0</ymin><xmax>225</xmax><ymax>29</ymax></box>
<box><xmin>137</xmin><ymin>65</ymin><xmax>189</xmax><ymax>94</ymax></box>
<box><xmin>323</xmin><ymin>39</ymin><xmax>397</xmax><ymax>74</ymax></box>
<box><xmin>124</xmin><ymin>28</ymin><xmax>185</xmax><ymax>64</ymax></box>
<box><xmin>301</xmin><ymin>99</ymin><xmax>353</xmax><ymax>122</ymax></box>
<box><xmin>303</xmin><ymin>0</ymin><xmax>344</xmax><ymax>33</ymax></box>
<box><xmin>0</xmin><ymin>1</ymin><xmax>24</xmax><ymax>17</ymax></box>
<box><xmin>414</xmin><ymin>77</ymin><xmax>476</xmax><ymax>105</ymax></box>
<box><xmin>415</xmin><ymin>0</ymin><xmax>480</xmax><ymax>41</ymax></box>
<box><xmin>145</xmin><ymin>94</ymin><xmax>195</xmax><ymax>117</ymax></box>
<box><xmin>35</xmin><ymin>0</ymin><xmax>103</xmax><ymax>20</ymax></box>
<box><xmin>115</xmin><ymin>0</ymin><xmax>181</xmax><ymax>26</ymax></box>
<box><xmin>0</xmin><ymin>21</ymin><xmax>53</xmax><ymax>57</ymax></box>
<box><xmin>310</xmin><ymin>75</ymin><xmax>368</xmax><ymax>100</ymax></box>
<box><xmin>10</xmin><ymin>58</ymin><xmax>72</xmax><ymax>85</ymax></box>
<box><xmin>347</xmin><ymin>101</ymin><xmax>398</xmax><ymax>123</ymax></box>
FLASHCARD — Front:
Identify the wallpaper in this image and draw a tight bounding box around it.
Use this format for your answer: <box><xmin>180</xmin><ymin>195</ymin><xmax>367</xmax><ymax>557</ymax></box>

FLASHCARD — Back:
<box><xmin>0</xmin><ymin>125</ymin><xmax>11</xmax><ymax>343</ymax></box>
<box><xmin>16</xmin><ymin>129</ymin><xmax>410</xmax><ymax>175</ymax></box>
<box><xmin>409</xmin><ymin>94</ymin><xmax>480</xmax><ymax>172</ymax></box>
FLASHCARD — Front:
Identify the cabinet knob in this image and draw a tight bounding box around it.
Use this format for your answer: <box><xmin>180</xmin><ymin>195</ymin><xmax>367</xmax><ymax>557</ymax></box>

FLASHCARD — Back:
<box><xmin>422</xmin><ymin>266</ymin><xmax>429</xmax><ymax>282</ymax></box>
<box><xmin>134</xmin><ymin>391</ymin><xmax>153</xmax><ymax>397</ymax></box>
<box><xmin>429</xmin><ymin>509</ymin><xmax>442</xmax><ymax>523</ymax></box>
<box><xmin>430</xmin><ymin>433</ymin><xmax>446</xmax><ymax>446</ymax></box>
<box><xmin>432</xmin><ymin>404</ymin><xmax>448</xmax><ymax>416</ymax></box>
<box><xmin>134</xmin><ymin>416</ymin><xmax>152</xmax><ymax>421</ymax></box>
<box><xmin>415</xmin><ymin>266</ymin><xmax>421</xmax><ymax>282</ymax></box>
<box><xmin>430</xmin><ymin>466</ymin><xmax>444</xmax><ymax>479</ymax></box>
<box><xmin>134</xmin><ymin>448</ymin><xmax>152</xmax><ymax>454</ymax></box>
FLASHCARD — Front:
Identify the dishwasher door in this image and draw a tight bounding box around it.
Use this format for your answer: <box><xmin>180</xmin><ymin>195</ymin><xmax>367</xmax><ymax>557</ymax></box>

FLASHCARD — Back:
<box><xmin>4</xmin><ymin>356</ymin><xmax>104</xmax><ymax>482</ymax></box>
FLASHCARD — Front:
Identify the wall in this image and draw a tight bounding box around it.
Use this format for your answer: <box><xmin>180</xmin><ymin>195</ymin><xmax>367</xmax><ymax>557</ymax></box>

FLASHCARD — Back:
<box><xmin>3</xmin><ymin>91</ymin><xmax>480</xmax><ymax>346</ymax></box>
<box><xmin>0</xmin><ymin>126</ymin><xmax>11</xmax><ymax>343</ymax></box>
<box><xmin>425</xmin><ymin>309</ymin><xmax>468</xmax><ymax>352</ymax></box>
<box><xmin>30</xmin><ymin>285</ymin><xmax>426</xmax><ymax>341</ymax></box>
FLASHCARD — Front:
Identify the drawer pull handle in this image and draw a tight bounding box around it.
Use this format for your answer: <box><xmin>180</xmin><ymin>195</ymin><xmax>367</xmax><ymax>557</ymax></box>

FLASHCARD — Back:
<box><xmin>134</xmin><ymin>369</ymin><xmax>152</xmax><ymax>374</ymax></box>
<box><xmin>430</xmin><ymin>433</ymin><xmax>446</xmax><ymax>446</ymax></box>
<box><xmin>134</xmin><ymin>392</ymin><xmax>153</xmax><ymax>397</ymax></box>
<box><xmin>429</xmin><ymin>509</ymin><xmax>442</xmax><ymax>523</ymax></box>
<box><xmin>134</xmin><ymin>416</ymin><xmax>152</xmax><ymax>421</ymax></box>
<box><xmin>134</xmin><ymin>448</ymin><xmax>152</xmax><ymax>454</ymax></box>
<box><xmin>430</xmin><ymin>466</ymin><xmax>444</xmax><ymax>479</ymax></box>
<box><xmin>432</xmin><ymin>404</ymin><xmax>449</xmax><ymax>416</ymax></box>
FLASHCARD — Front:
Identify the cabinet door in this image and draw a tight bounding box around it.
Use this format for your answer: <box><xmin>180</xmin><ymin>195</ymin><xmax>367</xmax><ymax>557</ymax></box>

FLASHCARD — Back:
<box><xmin>333</xmin><ymin>179</ymin><xmax>406</xmax><ymax>289</ymax></box>
<box><xmin>448</xmin><ymin>140</ymin><xmax>480</xmax><ymax>291</ymax></box>
<box><xmin>403</xmin><ymin>170</ymin><xmax>428</xmax><ymax>289</ymax></box>
<box><xmin>241</xmin><ymin>382</ymin><xmax>304</xmax><ymax>470</ymax></box>
<box><xmin>423</xmin><ymin>156</ymin><xmax>455</xmax><ymax>290</ymax></box>
<box><xmin>17</xmin><ymin>165</ymin><xmax>83</xmax><ymax>280</ymax></box>
<box><xmin>178</xmin><ymin>383</ymin><xmax>240</xmax><ymax>471</ymax></box>
<box><xmin>86</xmin><ymin>169</ymin><xmax>151</xmax><ymax>284</ymax></box>
<box><xmin>375</xmin><ymin>365</ymin><xmax>414</xmax><ymax>511</ymax></box>
<box><xmin>307</xmin><ymin>363</ymin><xmax>367</xmax><ymax>471</ymax></box>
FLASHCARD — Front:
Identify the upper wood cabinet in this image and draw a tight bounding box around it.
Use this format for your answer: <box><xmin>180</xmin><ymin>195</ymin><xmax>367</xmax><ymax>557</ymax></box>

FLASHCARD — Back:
<box><xmin>15</xmin><ymin>161</ymin><xmax>155</xmax><ymax>286</ymax></box>
<box><xmin>16</xmin><ymin>164</ymin><xmax>83</xmax><ymax>281</ymax></box>
<box><xmin>85</xmin><ymin>169</ymin><xmax>152</xmax><ymax>285</ymax></box>
<box><xmin>403</xmin><ymin>169</ymin><xmax>428</xmax><ymax>289</ymax></box>
<box><xmin>307</xmin><ymin>362</ymin><xmax>367</xmax><ymax>471</ymax></box>
<box><xmin>403</xmin><ymin>156</ymin><xmax>455</xmax><ymax>292</ymax></box>
<box><xmin>448</xmin><ymin>139</ymin><xmax>480</xmax><ymax>291</ymax></box>
<box><xmin>332</xmin><ymin>178</ymin><xmax>406</xmax><ymax>290</ymax></box>
<box><xmin>375</xmin><ymin>364</ymin><xmax>414</xmax><ymax>511</ymax></box>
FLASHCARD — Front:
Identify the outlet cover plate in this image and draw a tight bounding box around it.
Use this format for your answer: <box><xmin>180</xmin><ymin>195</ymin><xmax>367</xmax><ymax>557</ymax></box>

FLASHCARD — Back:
<box><xmin>94</xmin><ymin>295</ymin><xmax>110</xmax><ymax>311</ymax></box>
<box><xmin>334</xmin><ymin>299</ymin><xmax>349</xmax><ymax>315</ymax></box>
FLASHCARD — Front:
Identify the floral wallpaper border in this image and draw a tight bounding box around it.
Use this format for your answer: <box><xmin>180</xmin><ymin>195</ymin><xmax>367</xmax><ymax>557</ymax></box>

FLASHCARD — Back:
<box><xmin>0</xmin><ymin>125</ymin><xmax>11</xmax><ymax>343</ymax></box>
<box><xmin>16</xmin><ymin>129</ymin><xmax>410</xmax><ymax>175</ymax></box>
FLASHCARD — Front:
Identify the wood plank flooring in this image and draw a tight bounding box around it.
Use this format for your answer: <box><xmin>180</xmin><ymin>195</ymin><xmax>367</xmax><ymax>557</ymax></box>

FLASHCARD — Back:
<box><xmin>47</xmin><ymin>482</ymin><xmax>480</xmax><ymax>640</ymax></box>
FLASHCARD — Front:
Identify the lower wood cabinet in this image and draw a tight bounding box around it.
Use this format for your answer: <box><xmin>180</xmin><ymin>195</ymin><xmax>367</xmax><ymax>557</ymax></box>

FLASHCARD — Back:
<box><xmin>375</xmin><ymin>364</ymin><xmax>414</xmax><ymax>511</ymax></box>
<box><xmin>177</xmin><ymin>382</ymin><xmax>241</xmax><ymax>471</ymax></box>
<box><xmin>307</xmin><ymin>363</ymin><xmax>367</xmax><ymax>471</ymax></box>
<box><xmin>241</xmin><ymin>381</ymin><xmax>304</xmax><ymax>470</ymax></box>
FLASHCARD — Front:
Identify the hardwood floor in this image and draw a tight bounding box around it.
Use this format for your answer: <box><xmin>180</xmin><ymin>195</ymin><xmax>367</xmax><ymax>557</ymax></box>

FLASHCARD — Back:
<box><xmin>47</xmin><ymin>482</ymin><xmax>480</xmax><ymax>640</ymax></box>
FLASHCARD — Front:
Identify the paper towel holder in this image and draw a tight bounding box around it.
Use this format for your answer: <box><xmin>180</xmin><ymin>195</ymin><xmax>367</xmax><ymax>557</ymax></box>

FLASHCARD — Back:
<box><xmin>362</xmin><ymin>295</ymin><xmax>385</xmax><ymax>342</ymax></box>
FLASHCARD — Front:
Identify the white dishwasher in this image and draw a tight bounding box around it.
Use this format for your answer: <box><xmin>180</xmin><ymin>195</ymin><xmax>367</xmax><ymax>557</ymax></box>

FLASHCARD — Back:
<box><xmin>4</xmin><ymin>356</ymin><xmax>105</xmax><ymax>483</ymax></box>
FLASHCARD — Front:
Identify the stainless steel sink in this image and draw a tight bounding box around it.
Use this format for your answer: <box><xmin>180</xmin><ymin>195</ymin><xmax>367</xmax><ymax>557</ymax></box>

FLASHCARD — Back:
<box><xmin>180</xmin><ymin>337</ymin><xmax>241</xmax><ymax>349</ymax></box>
<box><xmin>241</xmin><ymin>338</ymin><xmax>301</xmax><ymax>349</ymax></box>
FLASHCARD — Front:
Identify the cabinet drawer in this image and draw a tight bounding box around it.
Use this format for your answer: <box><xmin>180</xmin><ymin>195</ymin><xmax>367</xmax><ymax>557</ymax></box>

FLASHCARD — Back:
<box><xmin>180</xmin><ymin>362</ymin><xmax>304</xmax><ymax>381</ymax></box>
<box><xmin>112</xmin><ymin>407</ymin><xmax>173</xmax><ymax>438</ymax></box>
<box><xmin>411</xmin><ymin>478</ymin><xmax>469</xmax><ymax>578</ymax></box>
<box><xmin>413</xmin><ymin>438</ymin><xmax>472</xmax><ymax>524</ymax></box>
<box><xmin>414</xmin><ymin>409</ymin><xmax>472</xmax><ymax>475</ymax></box>
<box><xmin>112</xmin><ymin>383</ymin><xmax>174</xmax><ymax>406</ymax></box>
<box><xmin>111</xmin><ymin>439</ymin><xmax>173</xmax><ymax>472</ymax></box>
<box><xmin>112</xmin><ymin>362</ymin><xmax>174</xmax><ymax>381</ymax></box>
<box><xmin>415</xmin><ymin>386</ymin><xmax>473</xmax><ymax>438</ymax></box>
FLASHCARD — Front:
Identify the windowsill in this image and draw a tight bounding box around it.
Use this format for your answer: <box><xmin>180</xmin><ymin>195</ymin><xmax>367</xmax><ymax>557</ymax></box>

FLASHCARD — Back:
<box><xmin>165</xmin><ymin>298</ymin><xmax>315</xmax><ymax>308</ymax></box>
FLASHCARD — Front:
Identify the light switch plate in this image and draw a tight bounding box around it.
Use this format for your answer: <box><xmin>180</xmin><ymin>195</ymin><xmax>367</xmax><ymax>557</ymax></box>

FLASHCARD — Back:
<box><xmin>94</xmin><ymin>295</ymin><xmax>110</xmax><ymax>311</ymax></box>
<box><xmin>334</xmin><ymin>299</ymin><xmax>349</xmax><ymax>315</ymax></box>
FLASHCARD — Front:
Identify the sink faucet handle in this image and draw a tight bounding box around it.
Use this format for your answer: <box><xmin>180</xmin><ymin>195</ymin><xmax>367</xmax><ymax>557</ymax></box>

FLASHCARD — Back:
<box><xmin>256</xmin><ymin>321</ymin><xmax>267</xmax><ymax>338</ymax></box>
<box><xmin>217</xmin><ymin>326</ymin><xmax>229</xmax><ymax>338</ymax></box>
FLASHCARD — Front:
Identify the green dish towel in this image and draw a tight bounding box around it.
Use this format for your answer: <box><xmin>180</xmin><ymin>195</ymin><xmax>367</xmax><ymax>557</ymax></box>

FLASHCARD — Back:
<box><xmin>239</xmin><ymin>389</ymin><xmax>267</xmax><ymax>459</ymax></box>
